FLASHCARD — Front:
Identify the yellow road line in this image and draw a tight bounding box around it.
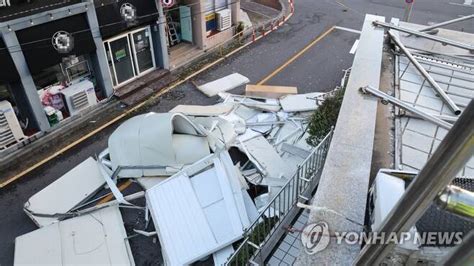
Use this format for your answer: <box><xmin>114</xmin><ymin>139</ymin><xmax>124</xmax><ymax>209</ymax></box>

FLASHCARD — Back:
<box><xmin>0</xmin><ymin>10</ymin><xmax>295</xmax><ymax>189</ymax></box>
<box><xmin>97</xmin><ymin>180</ymin><xmax>133</xmax><ymax>205</ymax></box>
<box><xmin>257</xmin><ymin>26</ymin><xmax>335</xmax><ymax>85</ymax></box>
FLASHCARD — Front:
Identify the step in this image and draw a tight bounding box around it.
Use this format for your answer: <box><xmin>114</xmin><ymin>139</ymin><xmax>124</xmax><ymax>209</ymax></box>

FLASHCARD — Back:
<box><xmin>120</xmin><ymin>73</ymin><xmax>179</xmax><ymax>106</ymax></box>
<box><xmin>241</xmin><ymin>2</ymin><xmax>280</xmax><ymax>18</ymax></box>
<box><xmin>114</xmin><ymin>69</ymin><xmax>170</xmax><ymax>99</ymax></box>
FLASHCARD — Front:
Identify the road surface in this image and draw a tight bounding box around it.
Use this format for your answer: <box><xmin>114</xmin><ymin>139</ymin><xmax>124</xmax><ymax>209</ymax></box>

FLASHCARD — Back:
<box><xmin>0</xmin><ymin>0</ymin><xmax>471</xmax><ymax>264</ymax></box>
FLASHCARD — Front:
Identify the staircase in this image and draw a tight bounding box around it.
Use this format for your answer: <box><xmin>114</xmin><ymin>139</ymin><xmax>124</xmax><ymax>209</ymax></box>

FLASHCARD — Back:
<box><xmin>114</xmin><ymin>69</ymin><xmax>178</xmax><ymax>106</ymax></box>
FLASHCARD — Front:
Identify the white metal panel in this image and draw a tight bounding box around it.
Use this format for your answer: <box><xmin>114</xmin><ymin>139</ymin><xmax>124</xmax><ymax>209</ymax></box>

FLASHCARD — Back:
<box><xmin>147</xmin><ymin>175</ymin><xmax>217</xmax><ymax>265</ymax></box>
<box><xmin>169</xmin><ymin>104</ymin><xmax>233</xmax><ymax>116</ymax></box>
<box><xmin>24</xmin><ymin>157</ymin><xmax>105</xmax><ymax>227</ymax></box>
<box><xmin>172</xmin><ymin>134</ymin><xmax>210</xmax><ymax>165</ymax></box>
<box><xmin>218</xmin><ymin>151</ymin><xmax>251</xmax><ymax>228</ymax></box>
<box><xmin>280</xmin><ymin>92</ymin><xmax>326</xmax><ymax>112</ymax></box>
<box><xmin>14</xmin><ymin>222</ymin><xmax>62</xmax><ymax>265</ymax></box>
<box><xmin>372</xmin><ymin>171</ymin><xmax>406</xmax><ymax>231</ymax></box>
<box><xmin>15</xmin><ymin>206</ymin><xmax>134</xmax><ymax>266</ymax></box>
<box><xmin>146</xmin><ymin>151</ymin><xmax>252</xmax><ymax>265</ymax></box>
<box><xmin>240</xmin><ymin>134</ymin><xmax>296</xmax><ymax>180</ymax></box>
<box><xmin>191</xmin><ymin>168</ymin><xmax>223</xmax><ymax>207</ymax></box>
<box><xmin>197</xmin><ymin>73</ymin><xmax>250</xmax><ymax>97</ymax></box>
<box><xmin>213</xmin><ymin>245</ymin><xmax>234</xmax><ymax>266</ymax></box>
<box><xmin>109</xmin><ymin>113</ymin><xmax>207</xmax><ymax>177</ymax></box>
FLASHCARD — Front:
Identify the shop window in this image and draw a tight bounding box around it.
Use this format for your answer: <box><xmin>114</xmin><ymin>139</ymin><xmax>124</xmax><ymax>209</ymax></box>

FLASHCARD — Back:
<box><xmin>31</xmin><ymin>55</ymin><xmax>98</xmax><ymax>127</ymax></box>
<box><xmin>32</xmin><ymin>55</ymin><xmax>92</xmax><ymax>89</ymax></box>
<box><xmin>0</xmin><ymin>83</ymin><xmax>13</xmax><ymax>103</ymax></box>
<box><xmin>205</xmin><ymin>13</ymin><xmax>217</xmax><ymax>33</ymax></box>
<box><xmin>204</xmin><ymin>0</ymin><xmax>229</xmax><ymax>13</ymax></box>
<box><xmin>204</xmin><ymin>0</ymin><xmax>231</xmax><ymax>36</ymax></box>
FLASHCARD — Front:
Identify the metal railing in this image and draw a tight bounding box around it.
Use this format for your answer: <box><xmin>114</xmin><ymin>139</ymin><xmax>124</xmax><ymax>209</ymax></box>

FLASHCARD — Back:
<box><xmin>225</xmin><ymin>129</ymin><xmax>334</xmax><ymax>265</ymax></box>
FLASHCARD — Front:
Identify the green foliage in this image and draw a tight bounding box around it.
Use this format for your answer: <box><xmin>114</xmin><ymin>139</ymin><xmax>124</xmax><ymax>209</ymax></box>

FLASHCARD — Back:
<box><xmin>229</xmin><ymin>216</ymin><xmax>279</xmax><ymax>265</ymax></box>
<box><xmin>306</xmin><ymin>88</ymin><xmax>345</xmax><ymax>146</ymax></box>
<box><xmin>236</xmin><ymin>21</ymin><xmax>245</xmax><ymax>33</ymax></box>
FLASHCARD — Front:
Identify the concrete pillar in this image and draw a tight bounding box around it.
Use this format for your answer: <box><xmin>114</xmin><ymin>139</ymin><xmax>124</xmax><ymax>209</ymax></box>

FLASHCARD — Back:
<box><xmin>192</xmin><ymin>0</ymin><xmax>205</xmax><ymax>49</ymax></box>
<box><xmin>1</xmin><ymin>31</ymin><xmax>50</xmax><ymax>131</ymax></box>
<box><xmin>154</xmin><ymin>0</ymin><xmax>170</xmax><ymax>69</ymax></box>
<box><xmin>231</xmin><ymin>0</ymin><xmax>240</xmax><ymax>25</ymax></box>
<box><xmin>85</xmin><ymin>6</ymin><xmax>114</xmax><ymax>97</ymax></box>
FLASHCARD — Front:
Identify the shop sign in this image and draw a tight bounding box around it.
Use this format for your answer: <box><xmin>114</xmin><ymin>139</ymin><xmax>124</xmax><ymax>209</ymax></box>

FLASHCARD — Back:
<box><xmin>115</xmin><ymin>49</ymin><xmax>127</xmax><ymax>61</ymax></box>
<box><xmin>0</xmin><ymin>0</ymin><xmax>11</xmax><ymax>7</ymax></box>
<box><xmin>52</xmin><ymin>31</ymin><xmax>74</xmax><ymax>54</ymax></box>
<box><xmin>162</xmin><ymin>0</ymin><xmax>175</xmax><ymax>8</ymax></box>
<box><xmin>120</xmin><ymin>3</ymin><xmax>137</xmax><ymax>22</ymax></box>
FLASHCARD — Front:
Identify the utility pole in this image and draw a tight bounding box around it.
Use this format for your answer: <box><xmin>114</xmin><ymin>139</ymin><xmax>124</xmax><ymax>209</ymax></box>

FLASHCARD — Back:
<box><xmin>403</xmin><ymin>0</ymin><xmax>415</xmax><ymax>22</ymax></box>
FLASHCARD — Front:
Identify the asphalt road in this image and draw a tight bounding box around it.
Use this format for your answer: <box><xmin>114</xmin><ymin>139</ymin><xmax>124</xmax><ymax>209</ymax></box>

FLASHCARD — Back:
<box><xmin>0</xmin><ymin>0</ymin><xmax>472</xmax><ymax>264</ymax></box>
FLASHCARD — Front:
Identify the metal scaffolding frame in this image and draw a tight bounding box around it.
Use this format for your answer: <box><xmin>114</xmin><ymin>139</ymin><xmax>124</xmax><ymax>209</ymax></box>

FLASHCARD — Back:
<box><xmin>388</xmin><ymin>30</ymin><xmax>462</xmax><ymax>115</ymax></box>
<box><xmin>359</xmin><ymin>85</ymin><xmax>453</xmax><ymax>130</ymax></box>
<box><xmin>440</xmin><ymin>231</ymin><xmax>474</xmax><ymax>265</ymax></box>
<box><xmin>354</xmin><ymin>100</ymin><xmax>474</xmax><ymax>265</ymax></box>
<box><xmin>417</xmin><ymin>14</ymin><xmax>474</xmax><ymax>33</ymax></box>
<box><xmin>373</xmin><ymin>21</ymin><xmax>474</xmax><ymax>53</ymax></box>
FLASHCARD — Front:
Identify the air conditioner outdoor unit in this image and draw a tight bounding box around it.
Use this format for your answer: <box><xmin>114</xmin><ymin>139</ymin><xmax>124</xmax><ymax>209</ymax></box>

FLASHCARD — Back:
<box><xmin>61</xmin><ymin>80</ymin><xmax>98</xmax><ymax>116</ymax></box>
<box><xmin>216</xmin><ymin>9</ymin><xmax>232</xmax><ymax>31</ymax></box>
<box><xmin>0</xmin><ymin>100</ymin><xmax>25</xmax><ymax>148</ymax></box>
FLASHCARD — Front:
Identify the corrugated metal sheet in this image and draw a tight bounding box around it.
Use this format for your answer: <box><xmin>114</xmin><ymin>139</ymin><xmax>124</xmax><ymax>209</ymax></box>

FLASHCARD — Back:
<box><xmin>146</xmin><ymin>152</ymin><xmax>252</xmax><ymax>265</ymax></box>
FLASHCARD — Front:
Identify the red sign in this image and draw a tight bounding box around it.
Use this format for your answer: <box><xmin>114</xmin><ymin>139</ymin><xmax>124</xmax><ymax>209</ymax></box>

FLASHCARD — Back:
<box><xmin>161</xmin><ymin>0</ymin><xmax>175</xmax><ymax>8</ymax></box>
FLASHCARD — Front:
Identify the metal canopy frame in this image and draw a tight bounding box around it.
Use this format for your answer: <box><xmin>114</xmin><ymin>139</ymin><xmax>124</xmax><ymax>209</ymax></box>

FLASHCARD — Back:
<box><xmin>359</xmin><ymin>85</ymin><xmax>452</xmax><ymax>130</ymax></box>
<box><xmin>354</xmin><ymin>100</ymin><xmax>474</xmax><ymax>265</ymax></box>
<box><xmin>417</xmin><ymin>14</ymin><xmax>474</xmax><ymax>33</ymax></box>
<box><xmin>388</xmin><ymin>30</ymin><xmax>462</xmax><ymax>115</ymax></box>
<box><xmin>373</xmin><ymin>21</ymin><xmax>474</xmax><ymax>53</ymax></box>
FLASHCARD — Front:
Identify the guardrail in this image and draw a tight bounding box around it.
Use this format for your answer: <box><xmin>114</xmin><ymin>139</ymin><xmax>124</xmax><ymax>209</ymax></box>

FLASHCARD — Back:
<box><xmin>225</xmin><ymin>129</ymin><xmax>334</xmax><ymax>265</ymax></box>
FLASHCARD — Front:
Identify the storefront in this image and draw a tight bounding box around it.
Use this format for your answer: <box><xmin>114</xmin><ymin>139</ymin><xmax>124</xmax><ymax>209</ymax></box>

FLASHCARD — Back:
<box><xmin>0</xmin><ymin>0</ymin><xmax>168</xmax><ymax>149</ymax></box>
<box><xmin>165</xmin><ymin>0</ymin><xmax>240</xmax><ymax>68</ymax></box>
<box><xmin>95</xmin><ymin>0</ymin><xmax>167</xmax><ymax>89</ymax></box>
<box><xmin>104</xmin><ymin>26</ymin><xmax>156</xmax><ymax>88</ymax></box>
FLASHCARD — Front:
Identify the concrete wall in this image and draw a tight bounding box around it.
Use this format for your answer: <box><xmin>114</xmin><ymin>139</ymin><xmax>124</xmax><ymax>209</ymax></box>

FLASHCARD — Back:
<box><xmin>183</xmin><ymin>0</ymin><xmax>240</xmax><ymax>50</ymax></box>
<box><xmin>295</xmin><ymin>14</ymin><xmax>385</xmax><ymax>265</ymax></box>
<box><xmin>203</xmin><ymin>26</ymin><xmax>234</xmax><ymax>49</ymax></box>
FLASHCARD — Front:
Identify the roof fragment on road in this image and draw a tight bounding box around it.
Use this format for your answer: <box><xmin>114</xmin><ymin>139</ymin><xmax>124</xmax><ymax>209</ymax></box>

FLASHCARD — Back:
<box><xmin>16</xmin><ymin>83</ymin><xmax>337</xmax><ymax>265</ymax></box>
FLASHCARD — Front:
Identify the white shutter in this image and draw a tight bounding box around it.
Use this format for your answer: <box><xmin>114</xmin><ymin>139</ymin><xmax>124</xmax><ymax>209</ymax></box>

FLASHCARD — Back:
<box><xmin>215</xmin><ymin>0</ymin><xmax>228</xmax><ymax>11</ymax></box>
<box><xmin>203</xmin><ymin>0</ymin><xmax>214</xmax><ymax>14</ymax></box>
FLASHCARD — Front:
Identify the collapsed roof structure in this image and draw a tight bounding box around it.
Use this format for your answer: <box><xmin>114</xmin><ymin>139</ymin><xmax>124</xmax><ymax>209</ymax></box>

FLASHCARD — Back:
<box><xmin>14</xmin><ymin>78</ymin><xmax>338</xmax><ymax>265</ymax></box>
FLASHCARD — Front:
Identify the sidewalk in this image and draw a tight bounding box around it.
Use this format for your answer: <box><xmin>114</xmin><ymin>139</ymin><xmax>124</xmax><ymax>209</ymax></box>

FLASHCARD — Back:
<box><xmin>0</xmin><ymin>0</ymin><xmax>290</xmax><ymax>184</ymax></box>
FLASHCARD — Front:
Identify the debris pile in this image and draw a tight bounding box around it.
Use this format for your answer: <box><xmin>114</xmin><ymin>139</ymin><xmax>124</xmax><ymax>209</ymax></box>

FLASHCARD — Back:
<box><xmin>15</xmin><ymin>74</ymin><xmax>337</xmax><ymax>265</ymax></box>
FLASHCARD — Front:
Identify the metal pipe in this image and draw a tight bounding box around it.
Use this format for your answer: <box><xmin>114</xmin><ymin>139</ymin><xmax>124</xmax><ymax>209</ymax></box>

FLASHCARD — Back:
<box><xmin>403</xmin><ymin>0</ymin><xmax>415</xmax><ymax>22</ymax></box>
<box><xmin>354</xmin><ymin>100</ymin><xmax>474</xmax><ymax>265</ymax></box>
<box><xmin>435</xmin><ymin>185</ymin><xmax>474</xmax><ymax>221</ymax></box>
<box><xmin>397</xmin><ymin>112</ymin><xmax>458</xmax><ymax>123</ymax></box>
<box><xmin>440</xmin><ymin>231</ymin><xmax>474</xmax><ymax>266</ymax></box>
<box><xmin>417</xmin><ymin>14</ymin><xmax>474</xmax><ymax>33</ymax></box>
<box><xmin>373</xmin><ymin>21</ymin><xmax>474</xmax><ymax>53</ymax></box>
<box><xmin>360</xmin><ymin>86</ymin><xmax>452</xmax><ymax>129</ymax></box>
<box><xmin>388</xmin><ymin>30</ymin><xmax>462</xmax><ymax>115</ymax></box>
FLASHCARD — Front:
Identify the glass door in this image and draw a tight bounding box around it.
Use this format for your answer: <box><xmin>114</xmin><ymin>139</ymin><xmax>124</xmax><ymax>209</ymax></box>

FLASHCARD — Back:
<box><xmin>131</xmin><ymin>28</ymin><xmax>155</xmax><ymax>74</ymax></box>
<box><xmin>104</xmin><ymin>26</ymin><xmax>156</xmax><ymax>88</ymax></box>
<box><xmin>108</xmin><ymin>35</ymin><xmax>135</xmax><ymax>86</ymax></box>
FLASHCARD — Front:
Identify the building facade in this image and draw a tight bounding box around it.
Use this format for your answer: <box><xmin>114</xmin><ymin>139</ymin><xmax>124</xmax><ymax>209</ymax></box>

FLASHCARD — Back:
<box><xmin>0</xmin><ymin>0</ymin><xmax>240</xmax><ymax>150</ymax></box>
